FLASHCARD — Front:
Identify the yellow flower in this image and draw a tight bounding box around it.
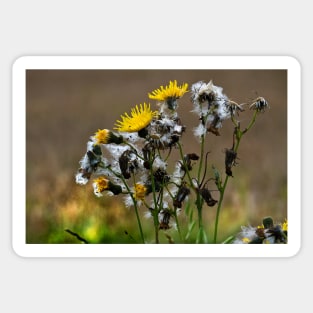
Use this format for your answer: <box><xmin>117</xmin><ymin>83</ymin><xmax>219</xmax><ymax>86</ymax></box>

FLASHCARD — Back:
<box><xmin>94</xmin><ymin>129</ymin><xmax>123</xmax><ymax>145</ymax></box>
<box><xmin>282</xmin><ymin>220</ymin><xmax>288</xmax><ymax>232</ymax></box>
<box><xmin>114</xmin><ymin>103</ymin><xmax>156</xmax><ymax>133</ymax></box>
<box><xmin>134</xmin><ymin>183</ymin><xmax>147</xmax><ymax>201</ymax></box>
<box><xmin>148</xmin><ymin>80</ymin><xmax>188</xmax><ymax>102</ymax></box>
<box><xmin>93</xmin><ymin>176</ymin><xmax>110</xmax><ymax>193</ymax></box>
<box><xmin>242</xmin><ymin>237</ymin><xmax>251</xmax><ymax>244</ymax></box>
<box><xmin>94</xmin><ymin>129</ymin><xmax>110</xmax><ymax>144</ymax></box>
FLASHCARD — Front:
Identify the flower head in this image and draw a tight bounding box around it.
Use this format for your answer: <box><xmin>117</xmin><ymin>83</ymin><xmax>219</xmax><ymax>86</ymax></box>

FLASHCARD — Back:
<box><xmin>148</xmin><ymin>80</ymin><xmax>188</xmax><ymax>110</ymax></box>
<box><xmin>249</xmin><ymin>97</ymin><xmax>269</xmax><ymax>112</ymax></box>
<box><xmin>114</xmin><ymin>103</ymin><xmax>156</xmax><ymax>133</ymax></box>
<box><xmin>134</xmin><ymin>183</ymin><xmax>147</xmax><ymax>201</ymax></box>
<box><xmin>92</xmin><ymin>176</ymin><xmax>122</xmax><ymax>197</ymax></box>
<box><xmin>282</xmin><ymin>220</ymin><xmax>288</xmax><ymax>232</ymax></box>
<box><xmin>94</xmin><ymin>129</ymin><xmax>110</xmax><ymax>144</ymax></box>
<box><xmin>94</xmin><ymin>129</ymin><xmax>123</xmax><ymax>145</ymax></box>
<box><xmin>232</xmin><ymin>217</ymin><xmax>288</xmax><ymax>244</ymax></box>
<box><xmin>93</xmin><ymin>176</ymin><xmax>110</xmax><ymax>196</ymax></box>
<box><xmin>191</xmin><ymin>80</ymin><xmax>231</xmax><ymax>136</ymax></box>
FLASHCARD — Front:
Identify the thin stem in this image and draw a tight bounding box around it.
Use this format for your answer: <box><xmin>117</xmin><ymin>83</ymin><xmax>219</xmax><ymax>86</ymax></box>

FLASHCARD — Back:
<box><xmin>149</xmin><ymin>152</ymin><xmax>160</xmax><ymax>244</ymax></box>
<box><xmin>213</xmin><ymin>111</ymin><xmax>258</xmax><ymax>243</ymax></box>
<box><xmin>124</xmin><ymin>142</ymin><xmax>145</xmax><ymax>161</ymax></box>
<box><xmin>197</xmin><ymin>134</ymin><xmax>206</xmax><ymax>183</ymax></box>
<box><xmin>165</xmin><ymin>184</ymin><xmax>183</xmax><ymax>242</ymax></box>
<box><xmin>177</xmin><ymin>142</ymin><xmax>196</xmax><ymax>192</ymax></box>
<box><xmin>213</xmin><ymin>175</ymin><xmax>229</xmax><ymax>243</ymax></box>
<box><xmin>107</xmin><ymin>167</ymin><xmax>145</xmax><ymax>243</ymax></box>
<box><xmin>174</xmin><ymin>209</ymin><xmax>183</xmax><ymax>242</ymax></box>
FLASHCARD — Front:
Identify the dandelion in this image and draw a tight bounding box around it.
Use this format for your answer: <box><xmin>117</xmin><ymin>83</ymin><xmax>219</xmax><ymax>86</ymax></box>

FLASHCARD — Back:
<box><xmin>93</xmin><ymin>176</ymin><xmax>110</xmax><ymax>195</ymax></box>
<box><xmin>93</xmin><ymin>129</ymin><xmax>123</xmax><ymax>145</ymax></box>
<box><xmin>134</xmin><ymin>183</ymin><xmax>147</xmax><ymax>201</ymax></box>
<box><xmin>75</xmin><ymin>77</ymin><xmax>273</xmax><ymax>245</ymax></box>
<box><xmin>232</xmin><ymin>217</ymin><xmax>288</xmax><ymax>244</ymax></box>
<box><xmin>282</xmin><ymin>220</ymin><xmax>288</xmax><ymax>232</ymax></box>
<box><xmin>114</xmin><ymin>103</ymin><xmax>157</xmax><ymax>133</ymax></box>
<box><xmin>232</xmin><ymin>225</ymin><xmax>260</xmax><ymax>244</ymax></box>
<box><xmin>92</xmin><ymin>176</ymin><xmax>122</xmax><ymax>197</ymax></box>
<box><xmin>124</xmin><ymin>183</ymin><xmax>147</xmax><ymax>208</ymax></box>
<box><xmin>148</xmin><ymin>80</ymin><xmax>188</xmax><ymax>110</ymax></box>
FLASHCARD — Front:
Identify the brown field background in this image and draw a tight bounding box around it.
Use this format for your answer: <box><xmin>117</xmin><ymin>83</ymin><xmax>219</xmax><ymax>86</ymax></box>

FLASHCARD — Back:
<box><xmin>26</xmin><ymin>69</ymin><xmax>287</xmax><ymax>244</ymax></box>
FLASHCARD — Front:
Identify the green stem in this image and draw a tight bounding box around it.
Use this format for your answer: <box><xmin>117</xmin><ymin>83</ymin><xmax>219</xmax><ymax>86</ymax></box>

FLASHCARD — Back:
<box><xmin>174</xmin><ymin>209</ymin><xmax>183</xmax><ymax>242</ymax></box>
<box><xmin>213</xmin><ymin>175</ymin><xmax>229</xmax><ymax>244</ymax></box>
<box><xmin>165</xmin><ymin>184</ymin><xmax>183</xmax><ymax>242</ymax></box>
<box><xmin>177</xmin><ymin>142</ymin><xmax>196</xmax><ymax>192</ymax></box>
<box><xmin>213</xmin><ymin>111</ymin><xmax>258</xmax><ymax>244</ymax></box>
<box><xmin>197</xmin><ymin>134</ymin><xmax>206</xmax><ymax>183</ymax></box>
<box><xmin>149</xmin><ymin>153</ymin><xmax>160</xmax><ymax>244</ymax></box>
<box><xmin>107</xmin><ymin>167</ymin><xmax>145</xmax><ymax>243</ymax></box>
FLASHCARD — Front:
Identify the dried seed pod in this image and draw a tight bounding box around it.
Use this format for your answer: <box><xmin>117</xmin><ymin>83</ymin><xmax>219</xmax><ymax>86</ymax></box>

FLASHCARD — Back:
<box><xmin>86</xmin><ymin>144</ymin><xmax>102</xmax><ymax>171</ymax></box>
<box><xmin>118</xmin><ymin>149</ymin><xmax>138</xmax><ymax>179</ymax></box>
<box><xmin>159</xmin><ymin>209</ymin><xmax>172</xmax><ymax>230</ymax></box>
<box><xmin>199</xmin><ymin>188</ymin><xmax>218</xmax><ymax>207</ymax></box>
<box><xmin>207</xmin><ymin>115</ymin><xmax>221</xmax><ymax>136</ymax></box>
<box><xmin>224</xmin><ymin>148</ymin><xmax>238</xmax><ymax>177</ymax></box>
<box><xmin>183</xmin><ymin>153</ymin><xmax>200</xmax><ymax>171</ymax></box>
<box><xmin>173</xmin><ymin>184</ymin><xmax>190</xmax><ymax>208</ymax></box>
<box><xmin>249</xmin><ymin>97</ymin><xmax>269</xmax><ymax>112</ymax></box>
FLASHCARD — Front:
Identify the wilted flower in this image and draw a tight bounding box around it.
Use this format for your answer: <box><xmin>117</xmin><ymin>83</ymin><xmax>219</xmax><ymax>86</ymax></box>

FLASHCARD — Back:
<box><xmin>224</xmin><ymin>148</ymin><xmax>238</xmax><ymax>177</ymax></box>
<box><xmin>173</xmin><ymin>183</ymin><xmax>190</xmax><ymax>208</ymax></box>
<box><xmin>147</xmin><ymin>114</ymin><xmax>185</xmax><ymax>149</ymax></box>
<box><xmin>232</xmin><ymin>217</ymin><xmax>288</xmax><ymax>244</ymax></box>
<box><xmin>75</xmin><ymin>143</ymin><xmax>107</xmax><ymax>185</ymax></box>
<box><xmin>191</xmin><ymin>80</ymin><xmax>232</xmax><ymax>136</ymax></box>
<box><xmin>118</xmin><ymin>149</ymin><xmax>140</xmax><ymax>179</ymax></box>
<box><xmin>199</xmin><ymin>187</ymin><xmax>218</xmax><ymax>207</ymax></box>
<box><xmin>158</xmin><ymin>208</ymin><xmax>173</xmax><ymax>230</ymax></box>
<box><xmin>249</xmin><ymin>97</ymin><xmax>269</xmax><ymax>112</ymax></box>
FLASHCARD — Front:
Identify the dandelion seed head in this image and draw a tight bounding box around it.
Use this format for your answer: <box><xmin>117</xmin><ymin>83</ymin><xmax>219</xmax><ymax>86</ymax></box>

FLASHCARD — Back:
<box><xmin>104</xmin><ymin>144</ymin><xmax>129</xmax><ymax>159</ymax></box>
<box><xmin>121</xmin><ymin>132</ymin><xmax>140</xmax><ymax>144</ymax></box>
<box><xmin>75</xmin><ymin>172</ymin><xmax>89</xmax><ymax>185</ymax></box>
<box><xmin>124</xmin><ymin>194</ymin><xmax>134</xmax><ymax>208</ymax></box>
<box><xmin>152</xmin><ymin>156</ymin><xmax>167</xmax><ymax>171</ymax></box>
<box><xmin>193</xmin><ymin>123</ymin><xmax>207</xmax><ymax>139</ymax></box>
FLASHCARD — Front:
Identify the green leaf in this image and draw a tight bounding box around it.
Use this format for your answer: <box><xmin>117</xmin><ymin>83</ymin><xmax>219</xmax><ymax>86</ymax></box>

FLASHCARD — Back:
<box><xmin>221</xmin><ymin>235</ymin><xmax>235</xmax><ymax>244</ymax></box>
<box><xmin>185</xmin><ymin>220</ymin><xmax>196</xmax><ymax>241</ymax></box>
<box><xmin>196</xmin><ymin>227</ymin><xmax>208</xmax><ymax>244</ymax></box>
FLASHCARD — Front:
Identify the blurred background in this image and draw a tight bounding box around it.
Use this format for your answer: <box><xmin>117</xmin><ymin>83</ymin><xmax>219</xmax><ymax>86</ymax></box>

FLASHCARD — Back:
<box><xmin>26</xmin><ymin>69</ymin><xmax>287</xmax><ymax>244</ymax></box>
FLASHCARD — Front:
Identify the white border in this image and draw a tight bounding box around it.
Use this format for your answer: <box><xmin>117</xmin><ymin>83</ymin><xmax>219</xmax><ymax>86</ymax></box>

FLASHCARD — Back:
<box><xmin>12</xmin><ymin>56</ymin><xmax>301</xmax><ymax>258</ymax></box>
